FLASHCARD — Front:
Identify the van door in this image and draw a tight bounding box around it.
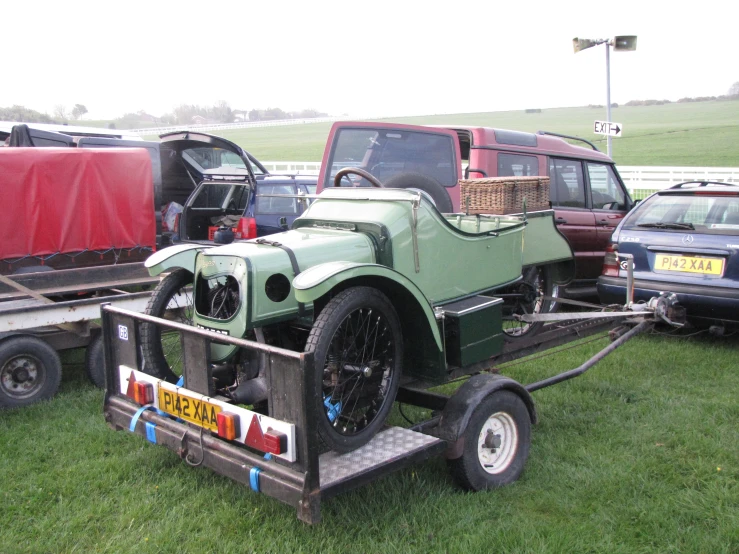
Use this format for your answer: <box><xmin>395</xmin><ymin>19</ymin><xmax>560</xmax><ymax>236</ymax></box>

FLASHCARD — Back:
<box><xmin>549</xmin><ymin>158</ymin><xmax>599</xmax><ymax>281</ymax></box>
<box><xmin>586</xmin><ymin>162</ymin><xmax>632</xmax><ymax>255</ymax></box>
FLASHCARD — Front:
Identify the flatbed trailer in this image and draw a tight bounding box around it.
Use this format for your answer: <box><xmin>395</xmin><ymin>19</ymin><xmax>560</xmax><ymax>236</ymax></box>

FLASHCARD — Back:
<box><xmin>101</xmin><ymin>289</ymin><xmax>682</xmax><ymax>524</ymax></box>
<box><xmin>0</xmin><ymin>263</ymin><xmax>160</xmax><ymax>407</ymax></box>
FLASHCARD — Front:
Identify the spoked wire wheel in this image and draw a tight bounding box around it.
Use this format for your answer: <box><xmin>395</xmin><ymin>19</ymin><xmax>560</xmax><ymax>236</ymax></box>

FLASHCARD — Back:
<box><xmin>305</xmin><ymin>287</ymin><xmax>403</xmax><ymax>453</ymax></box>
<box><xmin>140</xmin><ymin>269</ymin><xmax>194</xmax><ymax>383</ymax></box>
<box><xmin>502</xmin><ymin>265</ymin><xmax>557</xmax><ymax>340</ymax></box>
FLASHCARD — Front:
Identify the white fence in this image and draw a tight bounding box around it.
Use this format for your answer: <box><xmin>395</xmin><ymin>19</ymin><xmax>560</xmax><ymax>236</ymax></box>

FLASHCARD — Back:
<box><xmin>261</xmin><ymin>162</ymin><xmax>739</xmax><ymax>198</ymax></box>
<box><xmin>617</xmin><ymin>166</ymin><xmax>739</xmax><ymax>198</ymax></box>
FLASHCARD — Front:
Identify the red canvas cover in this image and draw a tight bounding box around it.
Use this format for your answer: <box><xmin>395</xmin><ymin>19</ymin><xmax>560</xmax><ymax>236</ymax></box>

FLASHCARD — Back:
<box><xmin>0</xmin><ymin>148</ymin><xmax>156</xmax><ymax>260</ymax></box>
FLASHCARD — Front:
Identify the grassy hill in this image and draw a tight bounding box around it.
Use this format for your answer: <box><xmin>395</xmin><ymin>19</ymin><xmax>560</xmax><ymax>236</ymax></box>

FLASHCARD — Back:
<box><xmin>187</xmin><ymin>100</ymin><xmax>739</xmax><ymax>167</ymax></box>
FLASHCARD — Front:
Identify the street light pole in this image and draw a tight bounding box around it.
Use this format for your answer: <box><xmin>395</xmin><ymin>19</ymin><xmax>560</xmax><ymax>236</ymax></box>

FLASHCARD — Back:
<box><xmin>605</xmin><ymin>43</ymin><xmax>612</xmax><ymax>157</ymax></box>
<box><xmin>573</xmin><ymin>35</ymin><xmax>637</xmax><ymax>159</ymax></box>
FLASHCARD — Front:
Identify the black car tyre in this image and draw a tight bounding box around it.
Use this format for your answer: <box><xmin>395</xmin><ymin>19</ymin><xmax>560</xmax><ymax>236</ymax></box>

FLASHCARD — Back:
<box><xmin>447</xmin><ymin>390</ymin><xmax>531</xmax><ymax>490</ymax></box>
<box><xmin>140</xmin><ymin>269</ymin><xmax>194</xmax><ymax>383</ymax></box>
<box><xmin>0</xmin><ymin>336</ymin><xmax>62</xmax><ymax>408</ymax></box>
<box><xmin>305</xmin><ymin>286</ymin><xmax>403</xmax><ymax>453</ymax></box>
<box><xmin>85</xmin><ymin>333</ymin><xmax>105</xmax><ymax>389</ymax></box>
<box><xmin>384</xmin><ymin>172</ymin><xmax>454</xmax><ymax>213</ymax></box>
<box><xmin>502</xmin><ymin>265</ymin><xmax>558</xmax><ymax>340</ymax></box>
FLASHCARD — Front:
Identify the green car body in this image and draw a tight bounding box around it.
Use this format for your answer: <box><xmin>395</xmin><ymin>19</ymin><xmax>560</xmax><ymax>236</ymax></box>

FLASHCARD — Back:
<box><xmin>146</xmin><ymin>188</ymin><xmax>573</xmax><ymax>382</ymax></box>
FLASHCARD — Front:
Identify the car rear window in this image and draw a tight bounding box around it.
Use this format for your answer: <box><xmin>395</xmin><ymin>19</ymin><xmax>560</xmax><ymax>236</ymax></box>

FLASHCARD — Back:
<box><xmin>549</xmin><ymin>158</ymin><xmax>586</xmax><ymax>208</ymax></box>
<box><xmin>257</xmin><ymin>184</ymin><xmax>299</xmax><ymax>214</ymax></box>
<box><xmin>183</xmin><ymin>147</ymin><xmax>249</xmax><ymax>172</ymax></box>
<box><xmin>498</xmin><ymin>153</ymin><xmax>539</xmax><ymax>177</ymax></box>
<box><xmin>190</xmin><ymin>183</ymin><xmax>249</xmax><ymax>210</ymax></box>
<box><xmin>624</xmin><ymin>193</ymin><xmax>739</xmax><ymax>234</ymax></box>
<box><xmin>325</xmin><ymin>128</ymin><xmax>457</xmax><ymax>187</ymax></box>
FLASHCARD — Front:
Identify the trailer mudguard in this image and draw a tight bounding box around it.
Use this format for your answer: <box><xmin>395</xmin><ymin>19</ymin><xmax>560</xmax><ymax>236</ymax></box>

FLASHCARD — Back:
<box><xmin>436</xmin><ymin>373</ymin><xmax>538</xmax><ymax>459</ymax></box>
<box><xmin>293</xmin><ymin>261</ymin><xmax>443</xmax><ymax>352</ymax></box>
<box><xmin>144</xmin><ymin>243</ymin><xmax>203</xmax><ymax>277</ymax></box>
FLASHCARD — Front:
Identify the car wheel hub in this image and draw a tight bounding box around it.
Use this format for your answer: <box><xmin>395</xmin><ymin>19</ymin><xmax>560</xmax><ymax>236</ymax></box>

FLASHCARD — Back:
<box><xmin>478</xmin><ymin>411</ymin><xmax>518</xmax><ymax>474</ymax></box>
<box><xmin>2</xmin><ymin>356</ymin><xmax>41</xmax><ymax>396</ymax></box>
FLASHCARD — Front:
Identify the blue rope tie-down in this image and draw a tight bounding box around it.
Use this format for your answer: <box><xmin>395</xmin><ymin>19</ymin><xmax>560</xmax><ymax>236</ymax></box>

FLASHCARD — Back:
<box><xmin>249</xmin><ymin>467</ymin><xmax>261</xmax><ymax>492</ymax></box>
<box><xmin>248</xmin><ymin>454</ymin><xmax>274</xmax><ymax>493</ymax></box>
<box><xmin>129</xmin><ymin>405</ymin><xmax>160</xmax><ymax>444</ymax></box>
<box><xmin>323</xmin><ymin>395</ymin><xmax>343</xmax><ymax>423</ymax></box>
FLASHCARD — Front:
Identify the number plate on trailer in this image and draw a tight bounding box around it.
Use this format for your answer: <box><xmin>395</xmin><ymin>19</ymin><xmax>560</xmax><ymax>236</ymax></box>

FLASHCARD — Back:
<box><xmin>158</xmin><ymin>387</ymin><xmax>221</xmax><ymax>431</ymax></box>
<box><xmin>118</xmin><ymin>366</ymin><xmax>297</xmax><ymax>461</ymax></box>
<box><xmin>654</xmin><ymin>254</ymin><xmax>724</xmax><ymax>275</ymax></box>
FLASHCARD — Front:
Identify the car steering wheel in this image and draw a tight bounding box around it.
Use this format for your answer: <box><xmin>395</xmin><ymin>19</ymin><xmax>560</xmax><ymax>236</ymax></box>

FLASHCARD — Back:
<box><xmin>333</xmin><ymin>167</ymin><xmax>385</xmax><ymax>188</ymax></box>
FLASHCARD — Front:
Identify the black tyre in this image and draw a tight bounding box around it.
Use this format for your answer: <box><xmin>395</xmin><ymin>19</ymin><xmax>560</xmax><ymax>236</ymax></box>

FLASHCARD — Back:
<box><xmin>305</xmin><ymin>287</ymin><xmax>403</xmax><ymax>453</ymax></box>
<box><xmin>85</xmin><ymin>333</ymin><xmax>105</xmax><ymax>389</ymax></box>
<box><xmin>502</xmin><ymin>265</ymin><xmax>558</xmax><ymax>340</ymax></box>
<box><xmin>447</xmin><ymin>390</ymin><xmax>531</xmax><ymax>491</ymax></box>
<box><xmin>0</xmin><ymin>336</ymin><xmax>62</xmax><ymax>408</ymax></box>
<box><xmin>384</xmin><ymin>172</ymin><xmax>454</xmax><ymax>213</ymax></box>
<box><xmin>140</xmin><ymin>269</ymin><xmax>194</xmax><ymax>383</ymax></box>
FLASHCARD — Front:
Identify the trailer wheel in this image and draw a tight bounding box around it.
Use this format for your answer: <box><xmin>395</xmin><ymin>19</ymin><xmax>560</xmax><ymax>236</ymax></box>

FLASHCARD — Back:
<box><xmin>448</xmin><ymin>390</ymin><xmax>531</xmax><ymax>490</ymax></box>
<box><xmin>305</xmin><ymin>286</ymin><xmax>403</xmax><ymax>453</ymax></box>
<box><xmin>0</xmin><ymin>336</ymin><xmax>62</xmax><ymax>408</ymax></box>
<box><xmin>140</xmin><ymin>269</ymin><xmax>194</xmax><ymax>383</ymax></box>
<box><xmin>502</xmin><ymin>265</ymin><xmax>558</xmax><ymax>340</ymax></box>
<box><xmin>85</xmin><ymin>334</ymin><xmax>105</xmax><ymax>389</ymax></box>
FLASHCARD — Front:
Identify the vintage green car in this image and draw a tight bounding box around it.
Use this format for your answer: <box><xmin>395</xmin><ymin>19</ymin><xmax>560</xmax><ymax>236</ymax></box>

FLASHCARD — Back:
<box><xmin>141</xmin><ymin>169</ymin><xmax>574</xmax><ymax>452</ymax></box>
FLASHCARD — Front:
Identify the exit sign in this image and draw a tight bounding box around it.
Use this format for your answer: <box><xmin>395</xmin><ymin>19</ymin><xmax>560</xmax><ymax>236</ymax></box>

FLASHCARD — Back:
<box><xmin>594</xmin><ymin>120</ymin><xmax>623</xmax><ymax>137</ymax></box>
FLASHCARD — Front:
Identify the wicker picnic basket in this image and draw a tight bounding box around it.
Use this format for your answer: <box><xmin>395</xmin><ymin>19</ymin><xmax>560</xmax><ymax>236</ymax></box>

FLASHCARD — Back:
<box><xmin>458</xmin><ymin>176</ymin><xmax>550</xmax><ymax>215</ymax></box>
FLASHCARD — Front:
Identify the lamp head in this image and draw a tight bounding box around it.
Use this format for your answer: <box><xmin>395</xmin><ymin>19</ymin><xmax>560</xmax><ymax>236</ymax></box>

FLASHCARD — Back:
<box><xmin>573</xmin><ymin>37</ymin><xmax>600</xmax><ymax>53</ymax></box>
<box><xmin>612</xmin><ymin>35</ymin><xmax>637</xmax><ymax>51</ymax></box>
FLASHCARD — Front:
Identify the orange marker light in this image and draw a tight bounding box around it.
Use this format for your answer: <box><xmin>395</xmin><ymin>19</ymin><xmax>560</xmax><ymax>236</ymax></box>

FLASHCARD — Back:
<box><xmin>217</xmin><ymin>412</ymin><xmax>240</xmax><ymax>441</ymax></box>
<box><xmin>134</xmin><ymin>382</ymin><xmax>154</xmax><ymax>405</ymax></box>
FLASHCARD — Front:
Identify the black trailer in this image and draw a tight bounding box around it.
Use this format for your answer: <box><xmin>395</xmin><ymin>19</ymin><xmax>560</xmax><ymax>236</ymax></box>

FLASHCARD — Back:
<box><xmin>100</xmin><ymin>290</ymin><xmax>683</xmax><ymax>524</ymax></box>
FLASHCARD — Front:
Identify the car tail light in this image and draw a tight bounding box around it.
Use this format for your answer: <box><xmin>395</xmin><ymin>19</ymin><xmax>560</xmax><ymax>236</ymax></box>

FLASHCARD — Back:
<box><xmin>217</xmin><ymin>412</ymin><xmax>240</xmax><ymax>441</ymax></box>
<box><xmin>125</xmin><ymin>371</ymin><xmax>154</xmax><ymax>404</ymax></box>
<box><xmin>263</xmin><ymin>429</ymin><xmax>287</xmax><ymax>455</ymax></box>
<box><xmin>133</xmin><ymin>382</ymin><xmax>154</xmax><ymax>404</ymax></box>
<box><xmin>602</xmin><ymin>243</ymin><xmax>620</xmax><ymax>276</ymax></box>
<box><xmin>236</xmin><ymin>217</ymin><xmax>257</xmax><ymax>239</ymax></box>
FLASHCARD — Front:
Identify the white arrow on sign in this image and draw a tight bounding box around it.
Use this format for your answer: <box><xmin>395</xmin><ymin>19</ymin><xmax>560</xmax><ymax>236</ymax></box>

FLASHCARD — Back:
<box><xmin>594</xmin><ymin>120</ymin><xmax>623</xmax><ymax>137</ymax></box>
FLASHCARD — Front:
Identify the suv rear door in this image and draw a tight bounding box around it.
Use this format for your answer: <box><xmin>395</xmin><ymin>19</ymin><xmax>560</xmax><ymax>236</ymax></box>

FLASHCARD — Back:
<box><xmin>549</xmin><ymin>157</ymin><xmax>632</xmax><ymax>288</ymax></box>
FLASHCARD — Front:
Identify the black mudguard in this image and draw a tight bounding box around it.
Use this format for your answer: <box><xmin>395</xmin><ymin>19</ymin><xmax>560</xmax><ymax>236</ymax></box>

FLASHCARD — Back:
<box><xmin>435</xmin><ymin>373</ymin><xmax>537</xmax><ymax>459</ymax></box>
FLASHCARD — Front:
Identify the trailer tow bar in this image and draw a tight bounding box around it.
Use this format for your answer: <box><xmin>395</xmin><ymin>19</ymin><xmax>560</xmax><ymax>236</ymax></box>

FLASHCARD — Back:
<box><xmin>524</xmin><ymin>319</ymin><xmax>650</xmax><ymax>392</ymax></box>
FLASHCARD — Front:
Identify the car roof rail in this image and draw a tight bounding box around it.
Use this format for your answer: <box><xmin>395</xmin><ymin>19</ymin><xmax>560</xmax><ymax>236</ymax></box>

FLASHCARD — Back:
<box><xmin>537</xmin><ymin>131</ymin><xmax>600</xmax><ymax>152</ymax></box>
<box><xmin>668</xmin><ymin>181</ymin><xmax>739</xmax><ymax>189</ymax></box>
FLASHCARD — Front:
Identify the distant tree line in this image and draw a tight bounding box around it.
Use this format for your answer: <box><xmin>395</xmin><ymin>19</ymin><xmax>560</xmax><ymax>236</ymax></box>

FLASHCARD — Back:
<box><xmin>109</xmin><ymin>102</ymin><xmax>328</xmax><ymax>129</ymax></box>
<box><xmin>0</xmin><ymin>105</ymin><xmax>57</xmax><ymax>124</ymax></box>
<box><xmin>3</xmin><ymin>85</ymin><xmax>737</xmax><ymax>128</ymax></box>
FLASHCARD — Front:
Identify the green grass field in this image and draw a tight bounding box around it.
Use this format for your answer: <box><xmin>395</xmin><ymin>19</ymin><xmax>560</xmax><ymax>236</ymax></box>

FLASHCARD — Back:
<box><xmin>2</xmin><ymin>330</ymin><xmax>738</xmax><ymax>553</ymax></box>
<box><xmin>169</xmin><ymin>100</ymin><xmax>739</xmax><ymax>167</ymax></box>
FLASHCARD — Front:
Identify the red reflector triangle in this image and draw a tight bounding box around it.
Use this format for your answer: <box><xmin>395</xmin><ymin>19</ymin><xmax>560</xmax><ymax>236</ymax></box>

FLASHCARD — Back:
<box><xmin>244</xmin><ymin>414</ymin><xmax>266</xmax><ymax>451</ymax></box>
<box><xmin>125</xmin><ymin>371</ymin><xmax>137</xmax><ymax>398</ymax></box>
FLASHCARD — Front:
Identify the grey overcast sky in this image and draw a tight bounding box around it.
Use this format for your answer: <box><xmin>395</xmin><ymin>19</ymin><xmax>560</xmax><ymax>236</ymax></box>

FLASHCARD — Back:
<box><xmin>3</xmin><ymin>0</ymin><xmax>735</xmax><ymax>120</ymax></box>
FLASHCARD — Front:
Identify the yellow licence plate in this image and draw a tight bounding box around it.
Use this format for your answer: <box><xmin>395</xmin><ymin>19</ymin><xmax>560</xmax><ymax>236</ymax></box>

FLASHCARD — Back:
<box><xmin>654</xmin><ymin>254</ymin><xmax>724</xmax><ymax>276</ymax></box>
<box><xmin>158</xmin><ymin>387</ymin><xmax>221</xmax><ymax>431</ymax></box>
